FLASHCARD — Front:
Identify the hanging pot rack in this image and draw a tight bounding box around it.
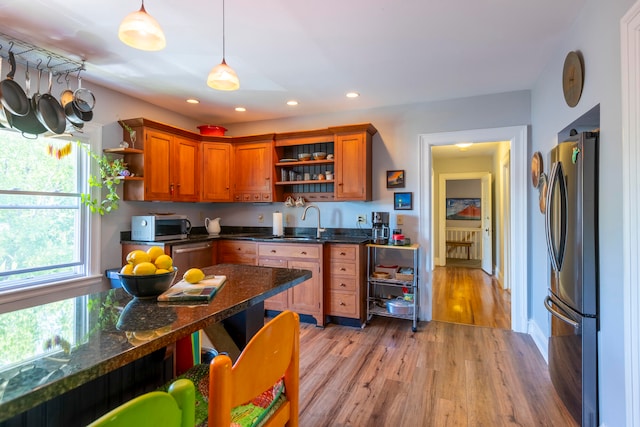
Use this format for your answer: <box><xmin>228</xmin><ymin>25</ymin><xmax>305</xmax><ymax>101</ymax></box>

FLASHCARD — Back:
<box><xmin>0</xmin><ymin>31</ymin><xmax>85</xmax><ymax>76</ymax></box>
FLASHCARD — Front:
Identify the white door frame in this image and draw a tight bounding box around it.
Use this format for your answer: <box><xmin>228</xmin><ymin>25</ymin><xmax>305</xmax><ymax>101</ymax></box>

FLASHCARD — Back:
<box><xmin>436</xmin><ymin>173</ymin><xmax>490</xmax><ymax>268</ymax></box>
<box><xmin>419</xmin><ymin>126</ymin><xmax>527</xmax><ymax>332</ymax></box>
<box><xmin>480</xmin><ymin>173</ymin><xmax>493</xmax><ymax>274</ymax></box>
<box><xmin>501</xmin><ymin>152</ymin><xmax>512</xmax><ymax>290</ymax></box>
<box><xmin>621</xmin><ymin>2</ymin><xmax>640</xmax><ymax>425</ymax></box>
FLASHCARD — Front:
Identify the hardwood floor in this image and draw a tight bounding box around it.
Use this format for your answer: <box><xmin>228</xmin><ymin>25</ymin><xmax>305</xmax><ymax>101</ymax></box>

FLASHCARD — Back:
<box><xmin>298</xmin><ymin>317</ymin><xmax>577</xmax><ymax>426</ymax></box>
<box><xmin>432</xmin><ymin>265</ymin><xmax>511</xmax><ymax>329</ymax></box>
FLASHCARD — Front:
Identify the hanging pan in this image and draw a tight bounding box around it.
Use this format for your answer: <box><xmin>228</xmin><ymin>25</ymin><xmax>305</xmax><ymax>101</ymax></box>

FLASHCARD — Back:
<box><xmin>11</xmin><ymin>64</ymin><xmax>46</xmax><ymax>138</ymax></box>
<box><xmin>0</xmin><ymin>52</ymin><xmax>29</xmax><ymax>117</ymax></box>
<box><xmin>72</xmin><ymin>75</ymin><xmax>94</xmax><ymax>113</ymax></box>
<box><xmin>0</xmin><ymin>58</ymin><xmax>14</xmax><ymax>129</ymax></box>
<box><xmin>35</xmin><ymin>69</ymin><xmax>66</xmax><ymax>134</ymax></box>
<box><xmin>59</xmin><ymin>73</ymin><xmax>74</xmax><ymax>107</ymax></box>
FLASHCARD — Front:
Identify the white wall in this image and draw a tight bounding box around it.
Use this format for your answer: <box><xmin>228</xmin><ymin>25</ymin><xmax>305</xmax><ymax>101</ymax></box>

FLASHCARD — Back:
<box><xmin>529</xmin><ymin>0</ymin><xmax>635</xmax><ymax>425</ymax></box>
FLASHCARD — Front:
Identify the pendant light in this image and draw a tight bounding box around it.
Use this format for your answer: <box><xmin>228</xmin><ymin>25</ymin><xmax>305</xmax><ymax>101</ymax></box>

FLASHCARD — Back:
<box><xmin>207</xmin><ymin>0</ymin><xmax>240</xmax><ymax>91</ymax></box>
<box><xmin>118</xmin><ymin>1</ymin><xmax>166</xmax><ymax>51</ymax></box>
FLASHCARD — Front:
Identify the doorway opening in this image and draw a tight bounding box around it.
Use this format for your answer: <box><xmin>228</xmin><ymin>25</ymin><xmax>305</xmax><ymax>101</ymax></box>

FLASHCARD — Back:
<box><xmin>418</xmin><ymin>126</ymin><xmax>528</xmax><ymax>332</ymax></box>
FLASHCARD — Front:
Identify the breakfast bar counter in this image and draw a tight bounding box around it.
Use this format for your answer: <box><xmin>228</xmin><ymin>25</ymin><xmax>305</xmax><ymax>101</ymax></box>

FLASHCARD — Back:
<box><xmin>0</xmin><ymin>264</ymin><xmax>311</xmax><ymax>425</ymax></box>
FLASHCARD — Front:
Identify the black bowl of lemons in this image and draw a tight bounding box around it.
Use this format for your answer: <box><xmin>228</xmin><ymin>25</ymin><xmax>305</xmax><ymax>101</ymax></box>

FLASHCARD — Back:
<box><xmin>118</xmin><ymin>248</ymin><xmax>178</xmax><ymax>299</ymax></box>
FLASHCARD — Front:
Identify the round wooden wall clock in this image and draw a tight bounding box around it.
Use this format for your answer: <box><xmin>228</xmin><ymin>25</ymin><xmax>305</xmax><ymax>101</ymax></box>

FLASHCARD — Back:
<box><xmin>562</xmin><ymin>51</ymin><xmax>584</xmax><ymax>107</ymax></box>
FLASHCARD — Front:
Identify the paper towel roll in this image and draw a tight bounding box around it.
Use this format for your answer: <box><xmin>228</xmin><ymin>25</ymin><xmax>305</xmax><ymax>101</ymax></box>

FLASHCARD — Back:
<box><xmin>273</xmin><ymin>212</ymin><xmax>284</xmax><ymax>236</ymax></box>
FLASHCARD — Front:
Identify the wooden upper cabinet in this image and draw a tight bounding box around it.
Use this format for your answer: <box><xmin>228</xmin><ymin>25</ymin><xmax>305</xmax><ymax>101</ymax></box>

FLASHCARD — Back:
<box><xmin>172</xmin><ymin>136</ymin><xmax>200</xmax><ymax>202</ymax></box>
<box><xmin>201</xmin><ymin>142</ymin><xmax>232</xmax><ymax>202</ymax></box>
<box><xmin>144</xmin><ymin>129</ymin><xmax>173</xmax><ymax>200</ymax></box>
<box><xmin>120</xmin><ymin>119</ymin><xmax>200</xmax><ymax>202</ymax></box>
<box><xmin>118</xmin><ymin>119</ymin><xmax>375</xmax><ymax>203</ymax></box>
<box><xmin>333</xmin><ymin>124</ymin><xmax>375</xmax><ymax>201</ymax></box>
<box><xmin>232</xmin><ymin>137</ymin><xmax>275</xmax><ymax>202</ymax></box>
<box><xmin>144</xmin><ymin>130</ymin><xmax>199</xmax><ymax>202</ymax></box>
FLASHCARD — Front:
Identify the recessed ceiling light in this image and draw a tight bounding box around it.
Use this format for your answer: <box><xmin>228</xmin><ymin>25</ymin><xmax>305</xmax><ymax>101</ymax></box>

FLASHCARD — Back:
<box><xmin>455</xmin><ymin>142</ymin><xmax>473</xmax><ymax>148</ymax></box>
<box><xmin>346</xmin><ymin>92</ymin><xmax>360</xmax><ymax>98</ymax></box>
<box><xmin>235</xmin><ymin>107</ymin><xmax>246</xmax><ymax>112</ymax></box>
<box><xmin>186</xmin><ymin>98</ymin><xmax>199</xmax><ymax>104</ymax></box>
<box><xmin>287</xmin><ymin>100</ymin><xmax>298</xmax><ymax>106</ymax></box>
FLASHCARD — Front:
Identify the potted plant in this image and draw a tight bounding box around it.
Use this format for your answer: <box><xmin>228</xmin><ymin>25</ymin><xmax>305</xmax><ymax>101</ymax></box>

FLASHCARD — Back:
<box><xmin>77</xmin><ymin>142</ymin><xmax>128</xmax><ymax>215</ymax></box>
<box><xmin>119</xmin><ymin>119</ymin><xmax>137</xmax><ymax>148</ymax></box>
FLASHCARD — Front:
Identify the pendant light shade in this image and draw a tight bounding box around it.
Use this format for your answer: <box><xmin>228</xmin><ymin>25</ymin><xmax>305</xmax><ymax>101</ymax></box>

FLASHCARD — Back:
<box><xmin>118</xmin><ymin>1</ymin><xmax>166</xmax><ymax>51</ymax></box>
<box><xmin>207</xmin><ymin>0</ymin><xmax>239</xmax><ymax>90</ymax></box>
<box><xmin>207</xmin><ymin>59</ymin><xmax>240</xmax><ymax>91</ymax></box>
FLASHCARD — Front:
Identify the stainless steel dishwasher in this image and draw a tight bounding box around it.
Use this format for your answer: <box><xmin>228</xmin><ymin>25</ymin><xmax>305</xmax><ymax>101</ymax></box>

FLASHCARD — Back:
<box><xmin>171</xmin><ymin>241</ymin><xmax>215</xmax><ymax>270</ymax></box>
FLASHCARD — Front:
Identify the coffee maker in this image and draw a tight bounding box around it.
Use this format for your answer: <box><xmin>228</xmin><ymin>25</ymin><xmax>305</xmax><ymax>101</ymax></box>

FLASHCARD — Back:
<box><xmin>372</xmin><ymin>211</ymin><xmax>390</xmax><ymax>244</ymax></box>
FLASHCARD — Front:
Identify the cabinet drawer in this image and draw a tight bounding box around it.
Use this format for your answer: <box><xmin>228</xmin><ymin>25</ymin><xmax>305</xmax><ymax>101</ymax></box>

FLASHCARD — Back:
<box><xmin>328</xmin><ymin>275</ymin><xmax>357</xmax><ymax>292</ymax></box>
<box><xmin>219</xmin><ymin>241</ymin><xmax>256</xmax><ymax>255</ymax></box>
<box><xmin>330</xmin><ymin>261</ymin><xmax>357</xmax><ymax>277</ymax></box>
<box><xmin>327</xmin><ymin>291</ymin><xmax>358</xmax><ymax>317</ymax></box>
<box><xmin>329</xmin><ymin>246</ymin><xmax>357</xmax><ymax>261</ymax></box>
<box><xmin>258</xmin><ymin>244</ymin><xmax>320</xmax><ymax>259</ymax></box>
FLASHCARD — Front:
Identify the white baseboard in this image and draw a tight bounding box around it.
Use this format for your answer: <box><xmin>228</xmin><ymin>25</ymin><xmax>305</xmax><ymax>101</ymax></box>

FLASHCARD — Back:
<box><xmin>528</xmin><ymin>318</ymin><xmax>548</xmax><ymax>363</ymax></box>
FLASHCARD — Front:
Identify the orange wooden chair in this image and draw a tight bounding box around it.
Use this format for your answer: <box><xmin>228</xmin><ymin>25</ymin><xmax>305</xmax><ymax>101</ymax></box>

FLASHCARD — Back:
<box><xmin>208</xmin><ymin>310</ymin><xmax>300</xmax><ymax>427</ymax></box>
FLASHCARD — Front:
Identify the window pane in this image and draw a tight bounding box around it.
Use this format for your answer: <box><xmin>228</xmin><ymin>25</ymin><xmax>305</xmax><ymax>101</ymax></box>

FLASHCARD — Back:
<box><xmin>0</xmin><ymin>137</ymin><xmax>78</xmax><ymax>193</ymax></box>
<box><xmin>0</xmin><ymin>130</ymin><xmax>87</xmax><ymax>288</ymax></box>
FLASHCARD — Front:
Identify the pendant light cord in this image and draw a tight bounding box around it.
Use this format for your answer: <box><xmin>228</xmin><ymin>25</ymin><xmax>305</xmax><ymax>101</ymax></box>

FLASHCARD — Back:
<box><xmin>222</xmin><ymin>0</ymin><xmax>226</xmax><ymax>60</ymax></box>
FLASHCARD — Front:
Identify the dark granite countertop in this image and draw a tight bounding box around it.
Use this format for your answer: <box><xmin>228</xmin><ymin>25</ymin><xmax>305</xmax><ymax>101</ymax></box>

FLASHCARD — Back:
<box><xmin>0</xmin><ymin>264</ymin><xmax>311</xmax><ymax>422</ymax></box>
<box><xmin>120</xmin><ymin>226</ymin><xmax>372</xmax><ymax>245</ymax></box>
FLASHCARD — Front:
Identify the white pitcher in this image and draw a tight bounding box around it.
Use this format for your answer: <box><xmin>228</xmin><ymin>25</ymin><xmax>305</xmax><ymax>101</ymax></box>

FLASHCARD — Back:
<box><xmin>205</xmin><ymin>217</ymin><xmax>221</xmax><ymax>236</ymax></box>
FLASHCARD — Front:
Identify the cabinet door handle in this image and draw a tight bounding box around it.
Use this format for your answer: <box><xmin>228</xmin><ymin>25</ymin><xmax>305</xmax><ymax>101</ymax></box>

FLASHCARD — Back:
<box><xmin>340</xmin><ymin>283</ymin><xmax>346</xmax><ymax>287</ymax></box>
<box><xmin>340</xmin><ymin>252</ymin><xmax>346</xmax><ymax>256</ymax></box>
<box><xmin>173</xmin><ymin>243</ymin><xmax>212</xmax><ymax>254</ymax></box>
<box><xmin>271</xmin><ymin>250</ymin><xmax>277</xmax><ymax>253</ymax></box>
<box><xmin>340</xmin><ymin>302</ymin><xmax>346</xmax><ymax>306</ymax></box>
<box><xmin>340</xmin><ymin>267</ymin><xmax>346</xmax><ymax>271</ymax></box>
<box><xmin>300</xmin><ymin>251</ymin><xmax>307</xmax><ymax>255</ymax></box>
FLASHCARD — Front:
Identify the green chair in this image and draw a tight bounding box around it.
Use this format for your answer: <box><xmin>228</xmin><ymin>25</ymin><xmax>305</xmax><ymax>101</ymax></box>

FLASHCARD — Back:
<box><xmin>87</xmin><ymin>378</ymin><xmax>195</xmax><ymax>427</ymax></box>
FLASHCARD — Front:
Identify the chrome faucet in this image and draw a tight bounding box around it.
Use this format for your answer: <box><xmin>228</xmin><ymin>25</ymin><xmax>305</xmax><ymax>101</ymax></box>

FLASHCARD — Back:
<box><xmin>301</xmin><ymin>205</ymin><xmax>325</xmax><ymax>238</ymax></box>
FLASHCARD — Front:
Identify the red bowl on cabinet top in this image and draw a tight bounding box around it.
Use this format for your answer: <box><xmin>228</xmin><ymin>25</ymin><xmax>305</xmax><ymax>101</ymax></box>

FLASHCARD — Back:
<box><xmin>197</xmin><ymin>125</ymin><xmax>227</xmax><ymax>136</ymax></box>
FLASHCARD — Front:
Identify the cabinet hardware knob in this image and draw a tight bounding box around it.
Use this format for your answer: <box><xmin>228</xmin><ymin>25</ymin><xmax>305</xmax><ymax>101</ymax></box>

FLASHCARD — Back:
<box><xmin>340</xmin><ymin>267</ymin><xmax>346</xmax><ymax>271</ymax></box>
<box><xmin>340</xmin><ymin>252</ymin><xmax>346</xmax><ymax>255</ymax></box>
<box><xmin>340</xmin><ymin>283</ymin><xmax>346</xmax><ymax>287</ymax></box>
<box><xmin>271</xmin><ymin>250</ymin><xmax>276</xmax><ymax>253</ymax></box>
<box><xmin>300</xmin><ymin>251</ymin><xmax>307</xmax><ymax>255</ymax></box>
<box><xmin>340</xmin><ymin>302</ymin><xmax>346</xmax><ymax>306</ymax></box>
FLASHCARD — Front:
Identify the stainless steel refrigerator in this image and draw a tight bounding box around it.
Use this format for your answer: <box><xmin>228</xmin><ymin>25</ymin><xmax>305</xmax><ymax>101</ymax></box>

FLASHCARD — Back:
<box><xmin>543</xmin><ymin>131</ymin><xmax>598</xmax><ymax>427</ymax></box>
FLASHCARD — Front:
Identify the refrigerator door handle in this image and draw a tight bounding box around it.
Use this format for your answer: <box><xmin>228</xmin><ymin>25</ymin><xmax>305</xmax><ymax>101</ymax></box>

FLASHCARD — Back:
<box><xmin>544</xmin><ymin>161</ymin><xmax>567</xmax><ymax>272</ymax></box>
<box><xmin>544</xmin><ymin>295</ymin><xmax>579</xmax><ymax>328</ymax></box>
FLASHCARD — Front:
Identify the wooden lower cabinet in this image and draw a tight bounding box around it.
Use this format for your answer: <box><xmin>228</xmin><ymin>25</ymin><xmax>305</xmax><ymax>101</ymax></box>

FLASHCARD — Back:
<box><xmin>324</xmin><ymin>243</ymin><xmax>366</xmax><ymax>324</ymax></box>
<box><xmin>217</xmin><ymin>240</ymin><xmax>257</xmax><ymax>265</ymax></box>
<box><xmin>258</xmin><ymin>243</ymin><xmax>324</xmax><ymax>326</ymax></box>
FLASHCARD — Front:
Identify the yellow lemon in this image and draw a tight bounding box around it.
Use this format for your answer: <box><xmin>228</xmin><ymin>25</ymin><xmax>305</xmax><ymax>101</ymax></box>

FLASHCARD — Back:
<box><xmin>183</xmin><ymin>268</ymin><xmax>205</xmax><ymax>284</ymax></box>
<box><xmin>126</xmin><ymin>250</ymin><xmax>151</xmax><ymax>266</ymax></box>
<box><xmin>154</xmin><ymin>254</ymin><xmax>173</xmax><ymax>270</ymax></box>
<box><xmin>120</xmin><ymin>264</ymin><xmax>134</xmax><ymax>275</ymax></box>
<box><xmin>146</xmin><ymin>246</ymin><xmax>165</xmax><ymax>262</ymax></box>
<box><xmin>133</xmin><ymin>262</ymin><xmax>157</xmax><ymax>275</ymax></box>
<box><xmin>155</xmin><ymin>268</ymin><xmax>171</xmax><ymax>275</ymax></box>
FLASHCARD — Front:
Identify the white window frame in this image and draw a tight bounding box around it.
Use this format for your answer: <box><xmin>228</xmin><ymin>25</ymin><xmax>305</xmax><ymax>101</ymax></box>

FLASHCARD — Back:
<box><xmin>0</xmin><ymin>122</ymin><xmax>103</xmax><ymax>310</ymax></box>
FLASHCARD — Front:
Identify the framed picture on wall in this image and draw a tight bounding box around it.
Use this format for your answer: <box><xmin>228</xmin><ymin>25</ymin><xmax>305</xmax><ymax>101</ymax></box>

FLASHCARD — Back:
<box><xmin>446</xmin><ymin>198</ymin><xmax>481</xmax><ymax>220</ymax></box>
<box><xmin>394</xmin><ymin>192</ymin><xmax>413</xmax><ymax>210</ymax></box>
<box><xmin>386</xmin><ymin>170</ymin><xmax>405</xmax><ymax>188</ymax></box>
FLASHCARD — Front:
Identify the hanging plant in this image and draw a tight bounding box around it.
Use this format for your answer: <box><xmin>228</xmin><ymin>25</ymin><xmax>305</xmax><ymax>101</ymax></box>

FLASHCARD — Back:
<box><xmin>76</xmin><ymin>141</ymin><xmax>128</xmax><ymax>215</ymax></box>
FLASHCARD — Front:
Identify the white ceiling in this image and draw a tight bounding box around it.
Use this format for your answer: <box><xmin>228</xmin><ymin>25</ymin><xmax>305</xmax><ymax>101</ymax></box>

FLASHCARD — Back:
<box><xmin>0</xmin><ymin>0</ymin><xmax>584</xmax><ymax>125</ymax></box>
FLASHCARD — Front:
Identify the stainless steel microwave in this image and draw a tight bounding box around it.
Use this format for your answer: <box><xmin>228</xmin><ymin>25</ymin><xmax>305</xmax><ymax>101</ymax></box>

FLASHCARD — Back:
<box><xmin>131</xmin><ymin>215</ymin><xmax>191</xmax><ymax>241</ymax></box>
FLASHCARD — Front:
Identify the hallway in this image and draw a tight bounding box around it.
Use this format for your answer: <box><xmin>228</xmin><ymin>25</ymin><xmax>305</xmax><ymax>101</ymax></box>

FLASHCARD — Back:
<box><xmin>432</xmin><ymin>265</ymin><xmax>511</xmax><ymax>329</ymax></box>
